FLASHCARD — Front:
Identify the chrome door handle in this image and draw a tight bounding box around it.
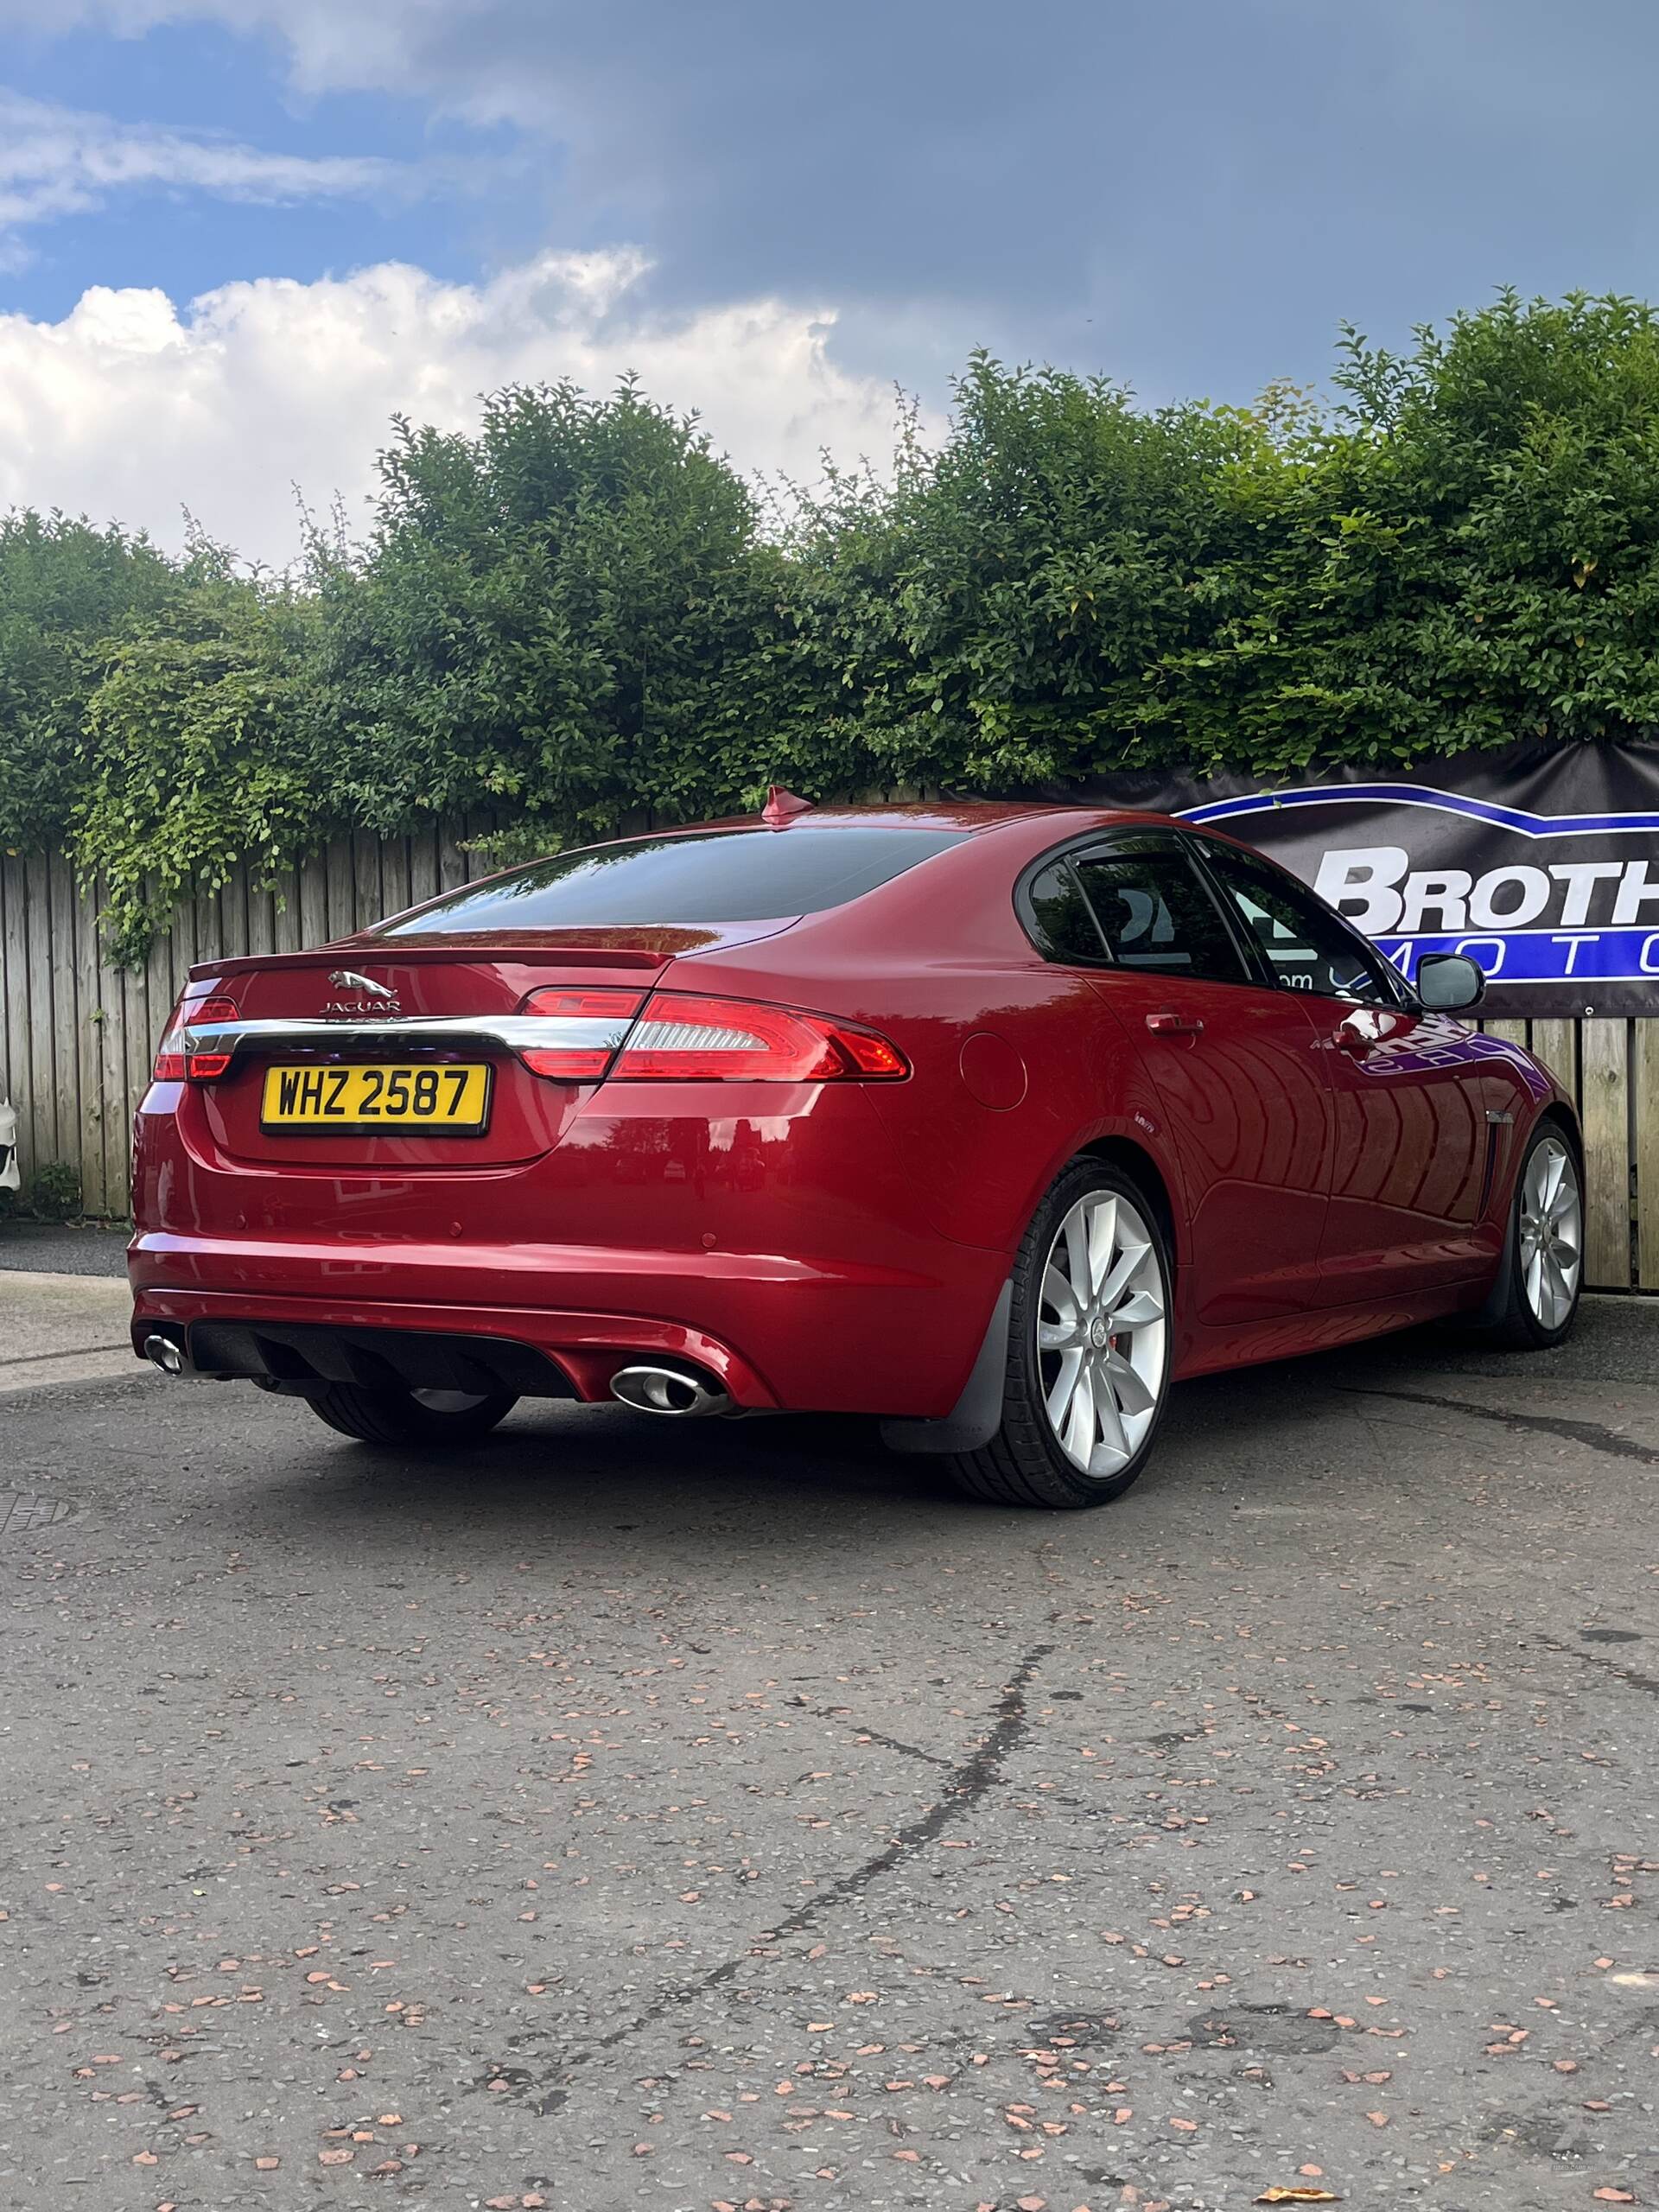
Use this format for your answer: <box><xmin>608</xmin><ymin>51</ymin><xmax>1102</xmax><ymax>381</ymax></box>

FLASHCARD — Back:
<box><xmin>1145</xmin><ymin>1012</ymin><xmax>1205</xmax><ymax>1037</ymax></box>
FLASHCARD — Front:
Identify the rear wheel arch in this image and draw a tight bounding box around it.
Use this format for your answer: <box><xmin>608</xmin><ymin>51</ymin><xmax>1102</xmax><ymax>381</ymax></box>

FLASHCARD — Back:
<box><xmin>882</xmin><ymin>1138</ymin><xmax>1179</xmax><ymax>1466</ymax></box>
<box><xmin>944</xmin><ymin>1151</ymin><xmax>1176</xmax><ymax>1508</ymax></box>
<box><xmin>1075</xmin><ymin>1136</ymin><xmax>1179</xmax><ymax>1302</ymax></box>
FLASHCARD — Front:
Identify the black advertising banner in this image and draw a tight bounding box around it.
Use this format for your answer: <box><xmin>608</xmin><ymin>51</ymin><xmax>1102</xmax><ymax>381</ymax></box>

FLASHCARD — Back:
<box><xmin>1066</xmin><ymin>741</ymin><xmax>1659</xmax><ymax>1018</ymax></box>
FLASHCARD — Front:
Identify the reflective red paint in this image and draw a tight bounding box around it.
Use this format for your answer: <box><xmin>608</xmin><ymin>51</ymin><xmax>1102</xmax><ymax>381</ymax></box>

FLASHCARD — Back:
<box><xmin>130</xmin><ymin>801</ymin><xmax>1578</xmax><ymax>1432</ymax></box>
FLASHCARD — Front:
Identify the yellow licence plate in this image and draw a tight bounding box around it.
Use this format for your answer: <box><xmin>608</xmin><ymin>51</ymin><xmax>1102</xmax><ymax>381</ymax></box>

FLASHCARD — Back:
<box><xmin>261</xmin><ymin>1062</ymin><xmax>492</xmax><ymax>1134</ymax></box>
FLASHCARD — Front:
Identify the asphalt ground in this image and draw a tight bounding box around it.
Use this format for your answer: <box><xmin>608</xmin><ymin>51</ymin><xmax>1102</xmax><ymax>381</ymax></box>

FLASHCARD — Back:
<box><xmin>0</xmin><ymin>1273</ymin><xmax>140</xmax><ymax>1395</ymax></box>
<box><xmin>0</xmin><ymin>1222</ymin><xmax>132</xmax><ymax>1279</ymax></box>
<box><xmin>1</xmin><ymin>1296</ymin><xmax>1655</xmax><ymax>2212</ymax></box>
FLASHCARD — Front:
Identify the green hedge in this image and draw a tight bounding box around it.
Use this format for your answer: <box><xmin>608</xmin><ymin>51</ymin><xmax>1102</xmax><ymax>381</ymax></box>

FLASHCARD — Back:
<box><xmin>7</xmin><ymin>290</ymin><xmax>1659</xmax><ymax>963</ymax></box>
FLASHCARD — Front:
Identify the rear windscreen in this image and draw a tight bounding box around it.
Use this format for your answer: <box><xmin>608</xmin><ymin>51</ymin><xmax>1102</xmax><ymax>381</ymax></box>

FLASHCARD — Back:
<box><xmin>377</xmin><ymin>826</ymin><xmax>967</xmax><ymax>935</ymax></box>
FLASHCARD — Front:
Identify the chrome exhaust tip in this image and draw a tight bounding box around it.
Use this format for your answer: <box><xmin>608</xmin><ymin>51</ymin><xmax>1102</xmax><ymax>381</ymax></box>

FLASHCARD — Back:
<box><xmin>609</xmin><ymin>1363</ymin><xmax>732</xmax><ymax>1418</ymax></box>
<box><xmin>143</xmin><ymin>1332</ymin><xmax>188</xmax><ymax>1377</ymax></box>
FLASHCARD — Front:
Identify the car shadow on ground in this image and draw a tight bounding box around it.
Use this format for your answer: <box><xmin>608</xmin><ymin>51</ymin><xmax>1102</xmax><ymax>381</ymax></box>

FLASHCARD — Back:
<box><xmin>254</xmin><ymin>1391</ymin><xmax>966</xmax><ymax>1532</ymax></box>
<box><xmin>241</xmin><ymin>1294</ymin><xmax>1656</xmax><ymax>1551</ymax></box>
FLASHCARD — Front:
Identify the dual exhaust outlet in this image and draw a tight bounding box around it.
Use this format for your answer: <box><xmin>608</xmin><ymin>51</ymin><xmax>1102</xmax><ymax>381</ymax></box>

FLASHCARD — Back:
<box><xmin>607</xmin><ymin>1363</ymin><xmax>732</xmax><ymax>1418</ymax></box>
<box><xmin>146</xmin><ymin>1331</ymin><xmax>731</xmax><ymax>1418</ymax></box>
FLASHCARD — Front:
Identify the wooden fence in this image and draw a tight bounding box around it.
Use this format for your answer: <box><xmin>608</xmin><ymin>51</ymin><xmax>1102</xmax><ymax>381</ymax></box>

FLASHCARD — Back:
<box><xmin>1</xmin><ymin>831</ymin><xmax>1656</xmax><ymax>1291</ymax></box>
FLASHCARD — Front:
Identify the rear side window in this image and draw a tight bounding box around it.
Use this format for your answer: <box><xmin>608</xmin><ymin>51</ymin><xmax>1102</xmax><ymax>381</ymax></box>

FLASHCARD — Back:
<box><xmin>1025</xmin><ymin>859</ymin><xmax>1109</xmax><ymax>963</ymax></box>
<box><xmin>1068</xmin><ymin>838</ymin><xmax>1249</xmax><ymax>982</ymax></box>
<box><xmin>377</xmin><ymin>826</ymin><xmax>967</xmax><ymax>935</ymax></box>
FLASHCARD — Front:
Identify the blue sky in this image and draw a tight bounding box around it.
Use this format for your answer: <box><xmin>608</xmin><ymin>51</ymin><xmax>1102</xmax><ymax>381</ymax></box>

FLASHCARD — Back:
<box><xmin>3</xmin><ymin>0</ymin><xmax>1658</xmax><ymax>558</ymax></box>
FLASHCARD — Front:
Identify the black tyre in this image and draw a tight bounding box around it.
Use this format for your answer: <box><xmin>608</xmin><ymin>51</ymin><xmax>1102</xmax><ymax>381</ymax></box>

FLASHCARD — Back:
<box><xmin>1483</xmin><ymin>1119</ymin><xmax>1585</xmax><ymax>1351</ymax></box>
<box><xmin>950</xmin><ymin>1158</ymin><xmax>1173</xmax><ymax>1509</ymax></box>
<box><xmin>305</xmin><ymin>1384</ymin><xmax>518</xmax><ymax>1446</ymax></box>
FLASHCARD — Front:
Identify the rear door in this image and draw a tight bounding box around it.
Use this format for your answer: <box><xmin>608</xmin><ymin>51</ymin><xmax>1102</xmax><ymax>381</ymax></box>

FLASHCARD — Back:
<box><xmin>1027</xmin><ymin>832</ymin><xmax>1334</xmax><ymax>1323</ymax></box>
<box><xmin>1192</xmin><ymin>837</ymin><xmax>1495</xmax><ymax>1300</ymax></box>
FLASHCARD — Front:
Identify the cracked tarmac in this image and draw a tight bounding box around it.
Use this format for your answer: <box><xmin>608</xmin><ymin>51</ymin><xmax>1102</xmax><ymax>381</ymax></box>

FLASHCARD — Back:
<box><xmin>1</xmin><ymin>1299</ymin><xmax>1656</xmax><ymax>2210</ymax></box>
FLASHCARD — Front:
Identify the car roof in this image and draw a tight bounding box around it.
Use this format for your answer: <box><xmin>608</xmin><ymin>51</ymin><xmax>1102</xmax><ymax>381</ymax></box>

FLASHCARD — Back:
<box><xmin>687</xmin><ymin>798</ymin><xmax>1190</xmax><ymax>836</ymax></box>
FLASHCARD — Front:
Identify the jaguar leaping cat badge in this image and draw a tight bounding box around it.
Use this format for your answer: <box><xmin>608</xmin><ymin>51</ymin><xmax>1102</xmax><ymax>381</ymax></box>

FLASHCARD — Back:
<box><xmin>323</xmin><ymin>969</ymin><xmax>401</xmax><ymax>1015</ymax></box>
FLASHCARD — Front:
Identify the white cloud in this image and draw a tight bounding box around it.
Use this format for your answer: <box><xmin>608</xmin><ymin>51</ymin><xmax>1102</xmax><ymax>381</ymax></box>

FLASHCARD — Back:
<box><xmin>0</xmin><ymin>89</ymin><xmax>405</xmax><ymax>244</ymax></box>
<box><xmin>0</xmin><ymin>249</ymin><xmax>914</xmax><ymax>563</ymax></box>
<box><xmin>0</xmin><ymin>3</ymin><xmax>459</xmax><ymax>100</ymax></box>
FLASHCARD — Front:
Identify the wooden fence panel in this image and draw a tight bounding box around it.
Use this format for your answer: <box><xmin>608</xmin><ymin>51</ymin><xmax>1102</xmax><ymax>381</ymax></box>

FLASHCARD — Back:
<box><xmin>2</xmin><ymin>856</ymin><xmax>32</xmax><ymax>1189</ymax></box>
<box><xmin>273</xmin><ymin>867</ymin><xmax>304</xmax><ymax>957</ymax></box>
<box><xmin>408</xmin><ymin>825</ymin><xmax>440</xmax><ymax>911</ymax></box>
<box><xmin>381</xmin><ymin>835</ymin><xmax>412</xmax><ymax>922</ymax></box>
<box><xmin>299</xmin><ymin>853</ymin><xmax>328</xmax><ymax>953</ymax></box>
<box><xmin>352</xmin><ymin>832</ymin><xmax>384</xmax><ymax>934</ymax></box>
<box><xmin>120</xmin><ymin>881</ymin><xmax>157</xmax><ymax>1199</ymax></box>
<box><xmin>23</xmin><ymin>853</ymin><xmax>56</xmax><ymax>1175</ymax></box>
<box><xmin>77</xmin><ymin>880</ymin><xmax>109</xmax><ymax>1218</ymax></box>
<box><xmin>1529</xmin><ymin>1018</ymin><xmax>1579</xmax><ymax>1096</ymax></box>
<box><xmin>1637</xmin><ymin>1020</ymin><xmax>1659</xmax><ymax>1292</ymax></box>
<box><xmin>1580</xmin><ymin>1018</ymin><xmax>1632</xmax><ymax>1288</ymax></box>
<box><xmin>246</xmin><ymin>872</ymin><xmax>276</xmax><ymax>963</ymax></box>
<box><xmin>325</xmin><ymin>835</ymin><xmax>354</xmax><ymax>944</ymax></box>
<box><xmin>48</xmin><ymin>852</ymin><xmax>79</xmax><ymax>1191</ymax></box>
<box><xmin>93</xmin><ymin>874</ymin><xmax>126</xmax><ymax>1222</ymax></box>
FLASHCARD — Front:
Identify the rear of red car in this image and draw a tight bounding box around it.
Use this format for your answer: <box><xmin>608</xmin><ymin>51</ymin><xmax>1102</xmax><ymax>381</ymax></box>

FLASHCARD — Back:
<box><xmin>129</xmin><ymin>819</ymin><xmax>1010</xmax><ymax>1423</ymax></box>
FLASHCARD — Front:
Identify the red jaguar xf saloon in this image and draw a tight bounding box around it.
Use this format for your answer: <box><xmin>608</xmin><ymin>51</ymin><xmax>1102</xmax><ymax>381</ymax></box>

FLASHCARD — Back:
<box><xmin>130</xmin><ymin>798</ymin><xmax>1583</xmax><ymax>1508</ymax></box>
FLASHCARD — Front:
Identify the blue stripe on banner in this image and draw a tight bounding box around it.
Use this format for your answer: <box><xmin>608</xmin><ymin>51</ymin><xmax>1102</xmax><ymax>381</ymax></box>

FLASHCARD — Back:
<box><xmin>1379</xmin><ymin>925</ymin><xmax>1659</xmax><ymax>988</ymax></box>
<box><xmin>1179</xmin><ymin>784</ymin><xmax>1659</xmax><ymax>839</ymax></box>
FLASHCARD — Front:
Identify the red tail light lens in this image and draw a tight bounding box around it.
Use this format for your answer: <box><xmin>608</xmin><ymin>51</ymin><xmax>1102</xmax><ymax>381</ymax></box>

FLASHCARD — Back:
<box><xmin>154</xmin><ymin>995</ymin><xmax>239</xmax><ymax>1082</ymax></box>
<box><xmin>611</xmin><ymin>994</ymin><xmax>908</xmax><ymax>1083</ymax></box>
<box><xmin>517</xmin><ymin>987</ymin><xmax>645</xmax><ymax>1079</ymax></box>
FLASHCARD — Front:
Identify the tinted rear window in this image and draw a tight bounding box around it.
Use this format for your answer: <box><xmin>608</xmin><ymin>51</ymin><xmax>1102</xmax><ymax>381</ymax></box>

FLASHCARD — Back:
<box><xmin>1071</xmin><ymin>842</ymin><xmax>1248</xmax><ymax>982</ymax></box>
<box><xmin>377</xmin><ymin>826</ymin><xmax>967</xmax><ymax>935</ymax></box>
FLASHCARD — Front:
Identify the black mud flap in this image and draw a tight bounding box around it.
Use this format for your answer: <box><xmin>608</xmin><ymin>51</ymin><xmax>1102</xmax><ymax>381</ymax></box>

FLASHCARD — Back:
<box><xmin>880</xmin><ymin>1280</ymin><xmax>1011</xmax><ymax>1457</ymax></box>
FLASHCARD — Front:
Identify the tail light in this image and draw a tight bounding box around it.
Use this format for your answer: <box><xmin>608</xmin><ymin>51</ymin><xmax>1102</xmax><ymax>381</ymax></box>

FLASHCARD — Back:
<box><xmin>154</xmin><ymin>996</ymin><xmax>239</xmax><ymax>1082</ymax></box>
<box><xmin>517</xmin><ymin>988</ymin><xmax>646</xmax><ymax>1078</ymax></box>
<box><xmin>514</xmin><ymin>988</ymin><xmax>906</xmax><ymax>1084</ymax></box>
<box><xmin>611</xmin><ymin>994</ymin><xmax>907</xmax><ymax>1083</ymax></box>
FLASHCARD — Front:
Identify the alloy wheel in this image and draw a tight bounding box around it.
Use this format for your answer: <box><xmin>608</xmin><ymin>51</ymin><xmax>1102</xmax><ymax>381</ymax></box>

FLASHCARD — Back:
<box><xmin>1518</xmin><ymin>1136</ymin><xmax>1581</xmax><ymax>1332</ymax></box>
<box><xmin>1037</xmin><ymin>1189</ymin><xmax>1168</xmax><ymax>1478</ymax></box>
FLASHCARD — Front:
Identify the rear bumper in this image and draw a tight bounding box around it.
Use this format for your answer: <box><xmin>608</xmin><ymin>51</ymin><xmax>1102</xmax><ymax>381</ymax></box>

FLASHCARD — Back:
<box><xmin>130</xmin><ymin>1287</ymin><xmax>776</xmax><ymax>1405</ymax></box>
<box><xmin>129</xmin><ymin>1238</ymin><xmax>1007</xmax><ymax>1417</ymax></box>
<box><xmin>130</xmin><ymin>1074</ymin><xmax>1008</xmax><ymax>1417</ymax></box>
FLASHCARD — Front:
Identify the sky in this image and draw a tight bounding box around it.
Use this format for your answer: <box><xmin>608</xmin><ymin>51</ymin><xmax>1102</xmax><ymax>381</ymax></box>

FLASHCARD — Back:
<box><xmin>3</xmin><ymin>0</ymin><xmax>1659</xmax><ymax>563</ymax></box>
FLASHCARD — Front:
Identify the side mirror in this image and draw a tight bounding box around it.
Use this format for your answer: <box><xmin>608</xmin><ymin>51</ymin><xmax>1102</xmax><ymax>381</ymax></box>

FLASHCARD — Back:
<box><xmin>1416</xmin><ymin>951</ymin><xmax>1486</xmax><ymax>1012</ymax></box>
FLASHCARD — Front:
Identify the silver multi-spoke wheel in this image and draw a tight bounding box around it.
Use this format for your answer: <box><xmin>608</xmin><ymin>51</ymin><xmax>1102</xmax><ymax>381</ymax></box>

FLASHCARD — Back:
<box><xmin>1038</xmin><ymin>1189</ymin><xmax>1168</xmax><ymax>1478</ymax></box>
<box><xmin>1518</xmin><ymin>1135</ymin><xmax>1581</xmax><ymax>1331</ymax></box>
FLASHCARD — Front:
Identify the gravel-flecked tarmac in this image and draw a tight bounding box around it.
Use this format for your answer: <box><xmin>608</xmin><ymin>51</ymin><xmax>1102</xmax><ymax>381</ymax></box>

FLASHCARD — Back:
<box><xmin>2</xmin><ymin>1303</ymin><xmax>1656</xmax><ymax>2212</ymax></box>
<box><xmin>0</xmin><ymin>1223</ymin><xmax>131</xmax><ymax>1279</ymax></box>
